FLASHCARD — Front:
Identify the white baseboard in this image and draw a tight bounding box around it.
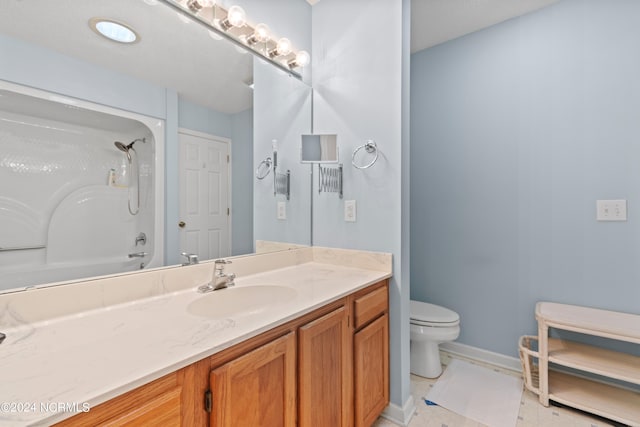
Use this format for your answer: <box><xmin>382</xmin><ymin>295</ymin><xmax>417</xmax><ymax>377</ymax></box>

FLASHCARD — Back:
<box><xmin>439</xmin><ymin>341</ymin><xmax>522</xmax><ymax>373</ymax></box>
<box><xmin>380</xmin><ymin>395</ymin><xmax>416</xmax><ymax>427</ymax></box>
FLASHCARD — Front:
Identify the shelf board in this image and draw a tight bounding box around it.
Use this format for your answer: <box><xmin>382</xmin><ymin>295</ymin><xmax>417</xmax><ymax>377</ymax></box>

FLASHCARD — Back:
<box><xmin>536</xmin><ymin>302</ymin><xmax>640</xmax><ymax>343</ymax></box>
<box><xmin>548</xmin><ymin>338</ymin><xmax>640</xmax><ymax>385</ymax></box>
<box><xmin>549</xmin><ymin>371</ymin><xmax>640</xmax><ymax>426</ymax></box>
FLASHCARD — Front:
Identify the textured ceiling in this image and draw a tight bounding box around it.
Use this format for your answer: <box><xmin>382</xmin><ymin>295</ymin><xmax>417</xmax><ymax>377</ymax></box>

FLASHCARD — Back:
<box><xmin>411</xmin><ymin>0</ymin><xmax>560</xmax><ymax>53</ymax></box>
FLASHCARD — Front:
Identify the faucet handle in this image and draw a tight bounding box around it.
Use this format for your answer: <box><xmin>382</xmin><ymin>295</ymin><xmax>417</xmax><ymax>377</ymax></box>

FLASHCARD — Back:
<box><xmin>214</xmin><ymin>258</ymin><xmax>232</xmax><ymax>272</ymax></box>
<box><xmin>227</xmin><ymin>273</ymin><xmax>236</xmax><ymax>286</ymax></box>
<box><xmin>181</xmin><ymin>252</ymin><xmax>199</xmax><ymax>265</ymax></box>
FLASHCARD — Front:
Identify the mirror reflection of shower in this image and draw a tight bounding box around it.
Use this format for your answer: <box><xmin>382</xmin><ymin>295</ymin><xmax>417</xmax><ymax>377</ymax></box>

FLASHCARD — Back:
<box><xmin>114</xmin><ymin>138</ymin><xmax>146</xmax><ymax>215</ymax></box>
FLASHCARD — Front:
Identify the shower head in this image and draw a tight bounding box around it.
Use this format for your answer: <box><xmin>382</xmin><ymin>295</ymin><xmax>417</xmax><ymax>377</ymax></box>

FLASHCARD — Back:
<box><xmin>114</xmin><ymin>141</ymin><xmax>132</xmax><ymax>162</ymax></box>
<box><xmin>114</xmin><ymin>138</ymin><xmax>145</xmax><ymax>162</ymax></box>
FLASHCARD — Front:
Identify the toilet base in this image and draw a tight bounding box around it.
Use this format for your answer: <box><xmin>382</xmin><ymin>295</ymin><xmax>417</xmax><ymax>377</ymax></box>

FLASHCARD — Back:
<box><xmin>410</xmin><ymin>340</ymin><xmax>443</xmax><ymax>378</ymax></box>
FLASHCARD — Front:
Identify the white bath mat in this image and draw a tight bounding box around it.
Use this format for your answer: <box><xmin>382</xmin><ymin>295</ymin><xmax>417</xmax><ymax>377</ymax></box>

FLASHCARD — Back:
<box><xmin>425</xmin><ymin>359</ymin><xmax>523</xmax><ymax>427</ymax></box>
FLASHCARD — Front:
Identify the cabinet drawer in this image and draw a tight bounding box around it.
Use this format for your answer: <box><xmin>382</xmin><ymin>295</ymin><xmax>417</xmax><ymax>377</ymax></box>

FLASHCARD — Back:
<box><xmin>354</xmin><ymin>285</ymin><xmax>388</xmax><ymax>330</ymax></box>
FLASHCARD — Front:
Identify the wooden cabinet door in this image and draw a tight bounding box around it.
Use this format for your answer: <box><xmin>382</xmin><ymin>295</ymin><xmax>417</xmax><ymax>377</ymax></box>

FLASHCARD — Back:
<box><xmin>298</xmin><ymin>306</ymin><xmax>351</xmax><ymax>427</ymax></box>
<box><xmin>209</xmin><ymin>332</ymin><xmax>296</xmax><ymax>427</ymax></box>
<box><xmin>54</xmin><ymin>362</ymin><xmax>206</xmax><ymax>427</ymax></box>
<box><xmin>354</xmin><ymin>313</ymin><xmax>389</xmax><ymax>427</ymax></box>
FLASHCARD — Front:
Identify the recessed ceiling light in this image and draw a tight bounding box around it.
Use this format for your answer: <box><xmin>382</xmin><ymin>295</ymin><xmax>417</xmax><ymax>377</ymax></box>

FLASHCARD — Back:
<box><xmin>89</xmin><ymin>18</ymin><xmax>139</xmax><ymax>44</ymax></box>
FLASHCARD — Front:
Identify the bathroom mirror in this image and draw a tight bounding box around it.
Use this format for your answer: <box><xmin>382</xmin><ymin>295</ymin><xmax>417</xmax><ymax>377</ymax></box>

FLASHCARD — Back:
<box><xmin>300</xmin><ymin>134</ymin><xmax>339</xmax><ymax>163</ymax></box>
<box><xmin>0</xmin><ymin>0</ymin><xmax>312</xmax><ymax>293</ymax></box>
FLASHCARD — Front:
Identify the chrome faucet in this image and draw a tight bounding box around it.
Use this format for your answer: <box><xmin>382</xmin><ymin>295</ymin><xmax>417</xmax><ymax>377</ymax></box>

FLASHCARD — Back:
<box><xmin>181</xmin><ymin>252</ymin><xmax>199</xmax><ymax>266</ymax></box>
<box><xmin>197</xmin><ymin>259</ymin><xmax>235</xmax><ymax>293</ymax></box>
<box><xmin>135</xmin><ymin>232</ymin><xmax>147</xmax><ymax>246</ymax></box>
<box><xmin>128</xmin><ymin>252</ymin><xmax>147</xmax><ymax>258</ymax></box>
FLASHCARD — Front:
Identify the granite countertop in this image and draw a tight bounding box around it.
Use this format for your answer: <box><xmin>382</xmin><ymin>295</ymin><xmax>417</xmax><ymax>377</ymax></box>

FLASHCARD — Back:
<box><xmin>0</xmin><ymin>249</ymin><xmax>391</xmax><ymax>426</ymax></box>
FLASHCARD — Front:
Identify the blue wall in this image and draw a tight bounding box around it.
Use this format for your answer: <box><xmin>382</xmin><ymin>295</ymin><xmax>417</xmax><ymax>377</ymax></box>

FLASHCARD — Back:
<box><xmin>312</xmin><ymin>0</ymin><xmax>410</xmax><ymax>415</ymax></box>
<box><xmin>0</xmin><ymin>33</ymin><xmax>166</xmax><ymax>119</ymax></box>
<box><xmin>178</xmin><ymin>98</ymin><xmax>233</xmax><ymax>138</ymax></box>
<box><xmin>253</xmin><ymin>58</ymin><xmax>312</xmax><ymax>247</ymax></box>
<box><xmin>410</xmin><ymin>0</ymin><xmax>640</xmax><ymax>357</ymax></box>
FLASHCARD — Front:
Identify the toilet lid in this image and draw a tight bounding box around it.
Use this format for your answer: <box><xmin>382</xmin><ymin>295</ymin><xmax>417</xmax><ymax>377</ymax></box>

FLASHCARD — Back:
<box><xmin>410</xmin><ymin>300</ymin><xmax>459</xmax><ymax>325</ymax></box>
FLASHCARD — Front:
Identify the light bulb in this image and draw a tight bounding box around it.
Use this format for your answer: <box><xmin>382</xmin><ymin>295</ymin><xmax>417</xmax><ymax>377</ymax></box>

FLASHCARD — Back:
<box><xmin>269</xmin><ymin>37</ymin><xmax>291</xmax><ymax>58</ymax></box>
<box><xmin>187</xmin><ymin>0</ymin><xmax>214</xmax><ymax>12</ymax></box>
<box><xmin>288</xmin><ymin>50</ymin><xmax>310</xmax><ymax>69</ymax></box>
<box><xmin>228</xmin><ymin>6</ymin><xmax>246</xmax><ymax>26</ymax></box>
<box><xmin>247</xmin><ymin>23</ymin><xmax>270</xmax><ymax>45</ymax></box>
<box><xmin>220</xmin><ymin>5</ymin><xmax>246</xmax><ymax>30</ymax></box>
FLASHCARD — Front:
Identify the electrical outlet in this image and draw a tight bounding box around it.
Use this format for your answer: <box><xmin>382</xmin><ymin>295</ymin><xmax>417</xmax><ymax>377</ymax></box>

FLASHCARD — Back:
<box><xmin>596</xmin><ymin>200</ymin><xmax>627</xmax><ymax>221</ymax></box>
<box><xmin>344</xmin><ymin>200</ymin><xmax>356</xmax><ymax>222</ymax></box>
<box><xmin>277</xmin><ymin>201</ymin><xmax>286</xmax><ymax>220</ymax></box>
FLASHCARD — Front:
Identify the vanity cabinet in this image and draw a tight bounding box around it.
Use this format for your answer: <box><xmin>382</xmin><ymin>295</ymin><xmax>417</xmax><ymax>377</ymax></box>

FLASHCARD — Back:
<box><xmin>209</xmin><ymin>332</ymin><xmax>296</xmax><ymax>427</ymax></box>
<box><xmin>298</xmin><ymin>306</ymin><xmax>351</xmax><ymax>427</ymax></box>
<box><xmin>353</xmin><ymin>285</ymin><xmax>390</xmax><ymax>427</ymax></box>
<box><xmin>55</xmin><ymin>280</ymin><xmax>389</xmax><ymax>427</ymax></box>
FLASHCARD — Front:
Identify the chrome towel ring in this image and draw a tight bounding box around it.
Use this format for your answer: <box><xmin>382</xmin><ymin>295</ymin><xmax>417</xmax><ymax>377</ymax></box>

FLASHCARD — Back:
<box><xmin>255</xmin><ymin>157</ymin><xmax>272</xmax><ymax>180</ymax></box>
<box><xmin>352</xmin><ymin>140</ymin><xmax>378</xmax><ymax>169</ymax></box>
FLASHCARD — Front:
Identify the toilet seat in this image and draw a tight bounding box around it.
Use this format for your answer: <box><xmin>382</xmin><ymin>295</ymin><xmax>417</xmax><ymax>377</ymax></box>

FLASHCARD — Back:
<box><xmin>410</xmin><ymin>299</ymin><xmax>460</xmax><ymax>378</ymax></box>
<box><xmin>410</xmin><ymin>300</ymin><xmax>460</xmax><ymax>327</ymax></box>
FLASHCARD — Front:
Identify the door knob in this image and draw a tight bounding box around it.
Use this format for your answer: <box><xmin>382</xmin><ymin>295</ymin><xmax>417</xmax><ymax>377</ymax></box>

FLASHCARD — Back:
<box><xmin>178</xmin><ymin>221</ymin><xmax>186</xmax><ymax>228</ymax></box>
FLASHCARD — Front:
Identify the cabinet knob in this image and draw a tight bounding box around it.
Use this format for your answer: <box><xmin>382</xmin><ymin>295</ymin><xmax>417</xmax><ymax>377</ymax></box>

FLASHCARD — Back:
<box><xmin>178</xmin><ymin>221</ymin><xmax>186</xmax><ymax>228</ymax></box>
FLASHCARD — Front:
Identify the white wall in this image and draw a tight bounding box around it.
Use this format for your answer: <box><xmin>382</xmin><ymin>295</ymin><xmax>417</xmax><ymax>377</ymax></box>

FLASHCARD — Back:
<box><xmin>311</xmin><ymin>0</ymin><xmax>411</xmax><ymax>418</ymax></box>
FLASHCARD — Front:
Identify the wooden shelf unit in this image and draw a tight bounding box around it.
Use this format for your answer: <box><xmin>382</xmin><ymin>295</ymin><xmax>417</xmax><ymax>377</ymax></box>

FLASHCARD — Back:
<box><xmin>532</xmin><ymin>302</ymin><xmax>640</xmax><ymax>427</ymax></box>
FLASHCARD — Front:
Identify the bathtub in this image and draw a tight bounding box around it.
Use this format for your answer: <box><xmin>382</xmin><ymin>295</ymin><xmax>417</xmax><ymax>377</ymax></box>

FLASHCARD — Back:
<box><xmin>0</xmin><ymin>81</ymin><xmax>164</xmax><ymax>292</ymax></box>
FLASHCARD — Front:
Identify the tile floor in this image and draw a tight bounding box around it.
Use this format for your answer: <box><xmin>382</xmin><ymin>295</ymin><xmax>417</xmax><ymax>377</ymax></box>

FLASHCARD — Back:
<box><xmin>374</xmin><ymin>353</ymin><xmax>617</xmax><ymax>427</ymax></box>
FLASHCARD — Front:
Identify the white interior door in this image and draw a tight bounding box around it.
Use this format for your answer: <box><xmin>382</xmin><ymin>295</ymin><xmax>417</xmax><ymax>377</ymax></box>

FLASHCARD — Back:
<box><xmin>179</xmin><ymin>130</ymin><xmax>230</xmax><ymax>261</ymax></box>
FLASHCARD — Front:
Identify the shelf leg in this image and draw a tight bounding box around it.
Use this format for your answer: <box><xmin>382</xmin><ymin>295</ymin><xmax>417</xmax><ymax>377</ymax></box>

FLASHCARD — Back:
<box><xmin>538</xmin><ymin>322</ymin><xmax>549</xmax><ymax>406</ymax></box>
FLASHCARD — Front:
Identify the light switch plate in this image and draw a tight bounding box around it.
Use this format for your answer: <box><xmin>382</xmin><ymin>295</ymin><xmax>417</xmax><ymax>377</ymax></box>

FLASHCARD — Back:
<box><xmin>277</xmin><ymin>201</ymin><xmax>286</xmax><ymax>220</ymax></box>
<box><xmin>345</xmin><ymin>200</ymin><xmax>356</xmax><ymax>222</ymax></box>
<box><xmin>596</xmin><ymin>199</ymin><xmax>627</xmax><ymax>221</ymax></box>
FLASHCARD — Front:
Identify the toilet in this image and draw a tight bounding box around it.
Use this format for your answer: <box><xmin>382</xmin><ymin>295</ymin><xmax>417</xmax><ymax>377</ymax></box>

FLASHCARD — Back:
<box><xmin>410</xmin><ymin>300</ymin><xmax>460</xmax><ymax>378</ymax></box>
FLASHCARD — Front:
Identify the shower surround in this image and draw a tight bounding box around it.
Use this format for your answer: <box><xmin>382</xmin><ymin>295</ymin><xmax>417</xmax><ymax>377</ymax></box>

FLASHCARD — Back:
<box><xmin>0</xmin><ymin>81</ymin><xmax>164</xmax><ymax>292</ymax></box>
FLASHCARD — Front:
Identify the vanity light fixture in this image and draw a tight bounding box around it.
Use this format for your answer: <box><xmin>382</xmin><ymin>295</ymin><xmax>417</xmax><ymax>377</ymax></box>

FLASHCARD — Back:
<box><xmin>163</xmin><ymin>0</ymin><xmax>309</xmax><ymax>74</ymax></box>
<box><xmin>246</xmin><ymin>23</ymin><xmax>270</xmax><ymax>45</ymax></box>
<box><xmin>219</xmin><ymin>5</ymin><xmax>247</xmax><ymax>31</ymax></box>
<box><xmin>89</xmin><ymin>18</ymin><xmax>139</xmax><ymax>44</ymax></box>
<box><xmin>288</xmin><ymin>50</ymin><xmax>310</xmax><ymax>69</ymax></box>
<box><xmin>269</xmin><ymin>38</ymin><xmax>292</xmax><ymax>58</ymax></box>
<box><xmin>186</xmin><ymin>0</ymin><xmax>214</xmax><ymax>12</ymax></box>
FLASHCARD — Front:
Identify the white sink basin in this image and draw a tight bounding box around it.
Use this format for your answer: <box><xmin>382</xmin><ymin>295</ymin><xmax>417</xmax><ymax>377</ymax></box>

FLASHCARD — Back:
<box><xmin>187</xmin><ymin>285</ymin><xmax>297</xmax><ymax>318</ymax></box>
